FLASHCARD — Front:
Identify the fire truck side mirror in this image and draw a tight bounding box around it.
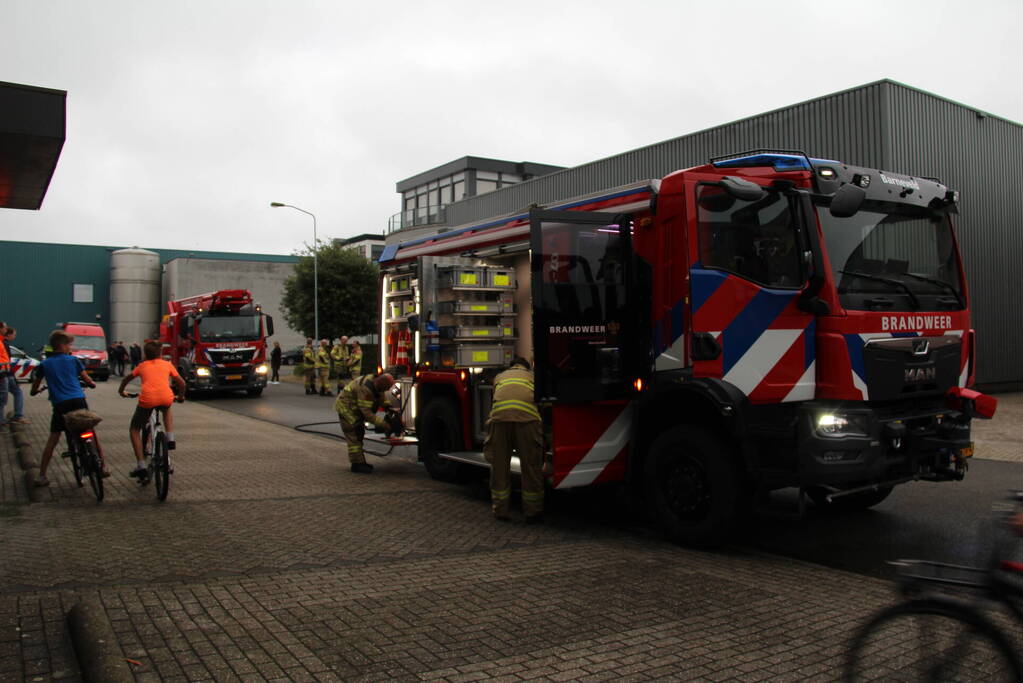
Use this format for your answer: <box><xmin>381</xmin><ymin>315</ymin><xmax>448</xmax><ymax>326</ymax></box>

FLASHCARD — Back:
<box><xmin>720</xmin><ymin>175</ymin><xmax>766</xmax><ymax>202</ymax></box>
<box><xmin>830</xmin><ymin>183</ymin><xmax>866</xmax><ymax>218</ymax></box>
<box><xmin>265</xmin><ymin>315</ymin><xmax>274</xmax><ymax>336</ymax></box>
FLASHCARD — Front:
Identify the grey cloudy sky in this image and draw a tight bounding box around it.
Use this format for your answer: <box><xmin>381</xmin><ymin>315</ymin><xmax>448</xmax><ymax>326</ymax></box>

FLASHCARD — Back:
<box><xmin>2</xmin><ymin>0</ymin><xmax>1021</xmax><ymax>255</ymax></box>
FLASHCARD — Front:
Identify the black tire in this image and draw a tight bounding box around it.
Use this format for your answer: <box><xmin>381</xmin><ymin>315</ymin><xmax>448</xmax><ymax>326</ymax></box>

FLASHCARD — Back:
<box><xmin>807</xmin><ymin>485</ymin><xmax>893</xmax><ymax>512</ymax></box>
<box><xmin>418</xmin><ymin>398</ymin><xmax>466</xmax><ymax>482</ymax></box>
<box><xmin>643</xmin><ymin>425</ymin><xmax>741</xmax><ymax>545</ymax></box>
<box><xmin>96</xmin><ymin>372</ymin><xmax>109</xmax><ymax>382</ymax></box>
<box><xmin>84</xmin><ymin>440</ymin><xmax>104</xmax><ymax>502</ymax></box>
<box><xmin>246</xmin><ymin>387</ymin><xmax>264</xmax><ymax>397</ymax></box>
<box><xmin>845</xmin><ymin>597</ymin><xmax>1022</xmax><ymax>682</ymax></box>
<box><xmin>68</xmin><ymin>443</ymin><xmax>83</xmax><ymax>488</ymax></box>
<box><xmin>154</xmin><ymin>433</ymin><xmax>170</xmax><ymax>502</ymax></box>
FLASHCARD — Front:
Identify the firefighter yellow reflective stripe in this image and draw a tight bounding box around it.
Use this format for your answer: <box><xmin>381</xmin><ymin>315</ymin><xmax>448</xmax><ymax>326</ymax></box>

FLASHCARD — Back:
<box><xmin>491</xmin><ymin>488</ymin><xmax>510</xmax><ymax>500</ymax></box>
<box><xmin>491</xmin><ymin>399</ymin><xmax>540</xmax><ymax>420</ymax></box>
<box><xmin>522</xmin><ymin>490</ymin><xmax>543</xmax><ymax>503</ymax></box>
<box><xmin>495</xmin><ymin>378</ymin><xmax>534</xmax><ymax>391</ymax></box>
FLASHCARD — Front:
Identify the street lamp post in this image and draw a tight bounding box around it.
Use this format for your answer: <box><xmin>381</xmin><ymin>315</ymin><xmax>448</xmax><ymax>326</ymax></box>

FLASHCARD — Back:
<box><xmin>270</xmin><ymin>202</ymin><xmax>319</xmax><ymax>340</ymax></box>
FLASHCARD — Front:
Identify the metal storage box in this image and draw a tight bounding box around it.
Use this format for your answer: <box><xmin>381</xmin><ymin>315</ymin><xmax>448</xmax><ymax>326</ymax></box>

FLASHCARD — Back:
<box><xmin>437</xmin><ymin>266</ymin><xmax>484</xmax><ymax>289</ymax></box>
<box><xmin>439</xmin><ymin>325</ymin><xmax>503</xmax><ymax>340</ymax></box>
<box><xmin>438</xmin><ymin>299</ymin><xmax>514</xmax><ymax>314</ymax></box>
<box><xmin>486</xmin><ymin>268</ymin><xmax>516</xmax><ymax>289</ymax></box>
<box><xmin>440</xmin><ymin>344</ymin><xmax>513</xmax><ymax>367</ymax></box>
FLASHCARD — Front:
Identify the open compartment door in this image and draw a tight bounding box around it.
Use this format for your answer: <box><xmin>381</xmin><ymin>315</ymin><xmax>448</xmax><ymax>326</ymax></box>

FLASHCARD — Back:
<box><xmin>530</xmin><ymin>209</ymin><xmax>644</xmax><ymax>404</ymax></box>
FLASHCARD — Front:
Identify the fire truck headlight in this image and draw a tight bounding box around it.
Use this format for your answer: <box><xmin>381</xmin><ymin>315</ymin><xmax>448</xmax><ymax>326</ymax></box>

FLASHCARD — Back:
<box><xmin>816</xmin><ymin>413</ymin><xmax>867</xmax><ymax>438</ymax></box>
<box><xmin>255</xmin><ymin>364</ymin><xmax>269</xmax><ymax>375</ymax></box>
<box><xmin>195</xmin><ymin>366</ymin><xmax>211</xmax><ymax>377</ymax></box>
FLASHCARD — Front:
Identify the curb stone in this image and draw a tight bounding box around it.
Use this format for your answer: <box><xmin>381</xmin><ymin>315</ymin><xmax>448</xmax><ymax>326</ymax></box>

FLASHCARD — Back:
<box><xmin>17</xmin><ymin>444</ymin><xmax>38</xmax><ymax>470</ymax></box>
<box><xmin>67</xmin><ymin>598</ymin><xmax>134</xmax><ymax>683</ymax></box>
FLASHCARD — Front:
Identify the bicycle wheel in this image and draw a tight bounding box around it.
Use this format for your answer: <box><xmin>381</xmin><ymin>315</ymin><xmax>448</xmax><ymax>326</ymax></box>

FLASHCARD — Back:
<box><xmin>845</xmin><ymin>597</ymin><xmax>1022</xmax><ymax>682</ymax></box>
<box><xmin>83</xmin><ymin>440</ymin><xmax>104</xmax><ymax>502</ymax></box>
<box><xmin>67</xmin><ymin>438</ymin><xmax>83</xmax><ymax>487</ymax></box>
<box><xmin>153</xmin><ymin>432</ymin><xmax>170</xmax><ymax>502</ymax></box>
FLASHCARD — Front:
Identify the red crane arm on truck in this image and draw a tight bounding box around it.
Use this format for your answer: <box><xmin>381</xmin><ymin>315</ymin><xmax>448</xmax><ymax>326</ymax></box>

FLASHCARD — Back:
<box><xmin>166</xmin><ymin>289</ymin><xmax>253</xmax><ymax>316</ymax></box>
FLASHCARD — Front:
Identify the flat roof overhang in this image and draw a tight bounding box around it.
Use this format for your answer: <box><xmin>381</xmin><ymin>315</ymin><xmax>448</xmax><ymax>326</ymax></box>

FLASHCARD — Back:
<box><xmin>0</xmin><ymin>81</ymin><xmax>66</xmax><ymax>210</ymax></box>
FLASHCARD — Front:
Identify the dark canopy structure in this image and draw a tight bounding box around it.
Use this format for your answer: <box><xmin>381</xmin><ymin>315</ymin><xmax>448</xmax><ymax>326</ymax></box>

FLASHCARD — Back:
<box><xmin>0</xmin><ymin>81</ymin><xmax>66</xmax><ymax>210</ymax></box>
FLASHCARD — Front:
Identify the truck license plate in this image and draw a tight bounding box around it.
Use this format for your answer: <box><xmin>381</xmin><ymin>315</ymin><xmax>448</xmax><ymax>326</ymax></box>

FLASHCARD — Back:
<box><xmin>227</xmin><ymin>374</ymin><xmax>243</xmax><ymax>380</ymax></box>
<box><xmin>959</xmin><ymin>443</ymin><xmax>974</xmax><ymax>459</ymax></box>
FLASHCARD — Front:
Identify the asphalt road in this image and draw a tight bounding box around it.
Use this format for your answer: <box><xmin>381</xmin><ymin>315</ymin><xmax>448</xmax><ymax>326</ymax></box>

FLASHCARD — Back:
<box><xmin>193</xmin><ymin>383</ymin><xmax>1022</xmax><ymax>580</ymax></box>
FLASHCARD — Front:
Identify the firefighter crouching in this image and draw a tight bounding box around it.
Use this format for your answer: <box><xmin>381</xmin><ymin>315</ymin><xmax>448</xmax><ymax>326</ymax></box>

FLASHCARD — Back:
<box><xmin>334</xmin><ymin>372</ymin><xmax>398</xmax><ymax>474</ymax></box>
<box><xmin>302</xmin><ymin>338</ymin><xmax>317</xmax><ymax>395</ymax></box>
<box><xmin>316</xmin><ymin>339</ymin><xmax>332</xmax><ymax>396</ymax></box>
<box><xmin>486</xmin><ymin>357</ymin><xmax>543</xmax><ymax>523</ymax></box>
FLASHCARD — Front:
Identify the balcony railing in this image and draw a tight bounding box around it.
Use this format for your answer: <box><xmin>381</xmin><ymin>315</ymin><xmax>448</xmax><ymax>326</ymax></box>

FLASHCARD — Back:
<box><xmin>387</xmin><ymin>204</ymin><xmax>447</xmax><ymax>234</ymax></box>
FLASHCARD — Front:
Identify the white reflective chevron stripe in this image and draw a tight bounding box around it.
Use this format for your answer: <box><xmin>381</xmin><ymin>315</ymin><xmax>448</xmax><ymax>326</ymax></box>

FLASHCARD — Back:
<box><xmin>556</xmin><ymin>404</ymin><xmax>633</xmax><ymax>489</ymax></box>
<box><xmin>783</xmin><ymin>360</ymin><xmax>816</xmax><ymax>402</ymax></box>
<box><xmin>654</xmin><ymin>334</ymin><xmax>686</xmax><ymax>371</ymax></box>
<box><xmin>723</xmin><ymin>328</ymin><xmax>802</xmax><ymax>397</ymax></box>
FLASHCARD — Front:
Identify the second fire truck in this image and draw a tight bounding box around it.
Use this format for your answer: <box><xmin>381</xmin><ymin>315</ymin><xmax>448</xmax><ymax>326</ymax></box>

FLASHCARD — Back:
<box><xmin>160</xmin><ymin>289</ymin><xmax>274</xmax><ymax>396</ymax></box>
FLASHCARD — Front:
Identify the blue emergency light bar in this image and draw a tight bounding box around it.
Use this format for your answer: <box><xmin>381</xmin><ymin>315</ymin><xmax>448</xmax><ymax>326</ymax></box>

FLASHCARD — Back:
<box><xmin>712</xmin><ymin>152</ymin><xmax>839</xmax><ymax>172</ymax></box>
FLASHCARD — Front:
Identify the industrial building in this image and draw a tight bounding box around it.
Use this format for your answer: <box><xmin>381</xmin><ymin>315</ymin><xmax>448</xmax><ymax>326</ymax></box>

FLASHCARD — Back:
<box><xmin>386</xmin><ymin>80</ymin><xmax>1023</xmax><ymax>389</ymax></box>
<box><xmin>0</xmin><ymin>240</ymin><xmax>302</xmax><ymax>356</ymax></box>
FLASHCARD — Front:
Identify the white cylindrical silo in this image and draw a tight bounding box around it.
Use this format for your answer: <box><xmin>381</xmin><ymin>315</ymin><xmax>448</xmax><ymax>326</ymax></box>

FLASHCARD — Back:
<box><xmin>110</xmin><ymin>247</ymin><xmax>161</xmax><ymax>345</ymax></box>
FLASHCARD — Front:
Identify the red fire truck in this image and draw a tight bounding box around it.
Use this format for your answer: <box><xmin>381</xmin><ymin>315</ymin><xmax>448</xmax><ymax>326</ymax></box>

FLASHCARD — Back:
<box><xmin>160</xmin><ymin>289</ymin><xmax>275</xmax><ymax>396</ymax></box>
<box><xmin>378</xmin><ymin>151</ymin><xmax>996</xmax><ymax>543</ymax></box>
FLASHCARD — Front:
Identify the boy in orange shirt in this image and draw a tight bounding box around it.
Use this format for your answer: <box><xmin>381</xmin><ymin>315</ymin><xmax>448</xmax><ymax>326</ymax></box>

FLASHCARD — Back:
<box><xmin>117</xmin><ymin>341</ymin><xmax>186</xmax><ymax>478</ymax></box>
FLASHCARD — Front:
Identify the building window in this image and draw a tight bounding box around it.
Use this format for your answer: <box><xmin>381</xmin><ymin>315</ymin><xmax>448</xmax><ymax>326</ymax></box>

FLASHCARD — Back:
<box><xmin>453</xmin><ymin>180</ymin><xmax>465</xmax><ymax>200</ymax></box>
<box><xmin>476</xmin><ymin>179</ymin><xmax>498</xmax><ymax>195</ymax></box>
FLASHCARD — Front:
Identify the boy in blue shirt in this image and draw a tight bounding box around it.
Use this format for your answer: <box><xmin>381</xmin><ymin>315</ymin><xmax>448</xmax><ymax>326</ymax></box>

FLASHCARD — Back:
<box><xmin>30</xmin><ymin>330</ymin><xmax>108</xmax><ymax>486</ymax></box>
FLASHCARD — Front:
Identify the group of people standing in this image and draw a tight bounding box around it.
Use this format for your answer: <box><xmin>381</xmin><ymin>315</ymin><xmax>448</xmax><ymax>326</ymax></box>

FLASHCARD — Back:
<box><xmin>301</xmin><ymin>337</ymin><xmax>362</xmax><ymax>396</ymax></box>
<box><xmin>108</xmin><ymin>341</ymin><xmax>142</xmax><ymax>376</ymax></box>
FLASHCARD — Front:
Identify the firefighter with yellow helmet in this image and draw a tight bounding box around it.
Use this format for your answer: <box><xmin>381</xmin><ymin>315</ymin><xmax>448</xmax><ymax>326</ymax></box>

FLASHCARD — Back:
<box><xmin>485</xmin><ymin>357</ymin><xmax>543</xmax><ymax>522</ymax></box>
<box><xmin>334</xmin><ymin>372</ymin><xmax>398</xmax><ymax>473</ymax></box>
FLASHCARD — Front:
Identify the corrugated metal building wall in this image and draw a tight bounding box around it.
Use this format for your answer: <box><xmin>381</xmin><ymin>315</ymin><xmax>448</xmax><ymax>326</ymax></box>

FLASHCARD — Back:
<box><xmin>0</xmin><ymin>240</ymin><xmax>297</xmax><ymax>354</ymax></box>
<box><xmin>430</xmin><ymin>80</ymin><xmax>1022</xmax><ymax>386</ymax></box>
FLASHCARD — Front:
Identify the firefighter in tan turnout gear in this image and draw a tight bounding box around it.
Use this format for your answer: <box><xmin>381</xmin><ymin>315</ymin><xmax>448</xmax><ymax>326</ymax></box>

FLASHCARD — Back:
<box><xmin>485</xmin><ymin>357</ymin><xmax>543</xmax><ymax>522</ymax></box>
<box><xmin>334</xmin><ymin>373</ymin><xmax>397</xmax><ymax>473</ymax></box>
<box><xmin>302</xmin><ymin>338</ymin><xmax>317</xmax><ymax>395</ymax></box>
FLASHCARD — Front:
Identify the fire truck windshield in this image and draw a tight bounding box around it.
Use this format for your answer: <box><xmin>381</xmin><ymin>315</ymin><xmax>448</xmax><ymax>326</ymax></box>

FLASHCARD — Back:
<box><xmin>71</xmin><ymin>336</ymin><xmax>106</xmax><ymax>351</ymax></box>
<box><xmin>817</xmin><ymin>203</ymin><xmax>963</xmax><ymax>312</ymax></box>
<box><xmin>198</xmin><ymin>314</ymin><xmax>261</xmax><ymax>342</ymax></box>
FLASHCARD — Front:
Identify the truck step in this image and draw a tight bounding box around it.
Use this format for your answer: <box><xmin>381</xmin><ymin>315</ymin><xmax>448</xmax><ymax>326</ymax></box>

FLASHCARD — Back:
<box><xmin>439</xmin><ymin>451</ymin><xmax>521</xmax><ymax>475</ymax></box>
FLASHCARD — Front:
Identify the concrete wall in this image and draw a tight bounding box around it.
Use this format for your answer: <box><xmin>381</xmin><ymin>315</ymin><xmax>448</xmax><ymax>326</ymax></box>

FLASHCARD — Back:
<box><xmin>162</xmin><ymin>258</ymin><xmax>304</xmax><ymax>351</ymax></box>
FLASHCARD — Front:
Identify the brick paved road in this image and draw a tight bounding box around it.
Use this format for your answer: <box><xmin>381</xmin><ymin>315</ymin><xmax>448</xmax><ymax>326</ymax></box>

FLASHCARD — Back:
<box><xmin>2</xmin><ymin>384</ymin><xmax>1020</xmax><ymax>681</ymax></box>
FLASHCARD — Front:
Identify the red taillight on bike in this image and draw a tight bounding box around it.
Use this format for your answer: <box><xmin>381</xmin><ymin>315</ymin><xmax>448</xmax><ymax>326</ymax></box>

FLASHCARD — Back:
<box><xmin>80</xmin><ymin>431</ymin><xmax>94</xmax><ymax>439</ymax></box>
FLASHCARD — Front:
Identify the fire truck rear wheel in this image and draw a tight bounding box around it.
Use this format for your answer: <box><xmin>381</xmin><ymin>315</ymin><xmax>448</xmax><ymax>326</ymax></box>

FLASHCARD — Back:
<box><xmin>644</xmin><ymin>425</ymin><xmax>740</xmax><ymax>545</ymax></box>
<box><xmin>419</xmin><ymin>399</ymin><xmax>466</xmax><ymax>482</ymax></box>
<box><xmin>806</xmin><ymin>485</ymin><xmax>893</xmax><ymax>512</ymax></box>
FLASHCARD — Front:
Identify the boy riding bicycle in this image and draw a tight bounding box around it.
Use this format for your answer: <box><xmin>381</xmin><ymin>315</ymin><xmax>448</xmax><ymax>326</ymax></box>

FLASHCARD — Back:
<box><xmin>30</xmin><ymin>329</ymin><xmax>108</xmax><ymax>486</ymax></box>
<box><xmin>118</xmin><ymin>340</ymin><xmax>186</xmax><ymax>478</ymax></box>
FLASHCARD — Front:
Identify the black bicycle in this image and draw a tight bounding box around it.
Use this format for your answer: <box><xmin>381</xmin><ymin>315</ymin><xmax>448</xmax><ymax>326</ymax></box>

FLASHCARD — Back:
<box><xmin>845</xmin><ymin>492</ymin><xmax>1023</xmax><ymax>681</ymax></box>
<box><xmin>64</xmin><ymin>420</ymin><xmax>105</xmax><ymax>502</ymax></box>
<box><xmin>124</xmin><ymin>393</ymin><xmax>173</xmax><ymax>501</ymax></box>
<box><xmin>36</xmin><ymin>384</ymin><xmax>105</xmax><ymax>501</ymax></box>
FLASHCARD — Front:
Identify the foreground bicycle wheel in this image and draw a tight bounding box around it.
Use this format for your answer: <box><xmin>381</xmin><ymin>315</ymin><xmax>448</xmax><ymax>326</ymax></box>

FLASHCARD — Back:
<box><xmin>845</xmin><ymin>598</ymin><xmax>1022</xmax><ymax>682</ymax></box>
<box><xmin>84</xmin><ymin>440</ymin><xmax>104</xmax><ymax>502</ymax></box>
<box><xmin>153</xmin><ymin>432</ymin><xmax>170</xmax><ymax>502</ymax></box>
<box><xmin>68</xmin><ymin>445</ymin><xmax>83</xmax><ymax>487</ymax></box>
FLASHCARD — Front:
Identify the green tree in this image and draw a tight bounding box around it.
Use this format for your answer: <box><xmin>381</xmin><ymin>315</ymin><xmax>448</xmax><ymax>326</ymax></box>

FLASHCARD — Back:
<box><xmin>281</xmin><ymin>242</ymin><xmax>379</xmax><ymax>339</ymax></box>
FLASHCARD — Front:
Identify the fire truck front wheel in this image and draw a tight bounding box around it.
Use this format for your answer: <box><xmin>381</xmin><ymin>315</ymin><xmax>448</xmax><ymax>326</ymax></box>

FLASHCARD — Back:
<box><xmin>644</xmin><ymin>425</ymin><xmax>741</xmax><ymax>545</ymax></box>
<box><xmin>418</xmin><ymin>399</ymin><xmax>467</xmax><ymax>482</ymax></box>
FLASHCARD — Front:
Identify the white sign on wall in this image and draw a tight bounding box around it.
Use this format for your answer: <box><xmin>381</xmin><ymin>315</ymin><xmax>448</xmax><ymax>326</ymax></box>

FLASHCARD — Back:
<box><xmin>73</xmin><ymin>283</ymin><xmax>94</xmax><ymax>303</ymax></box>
